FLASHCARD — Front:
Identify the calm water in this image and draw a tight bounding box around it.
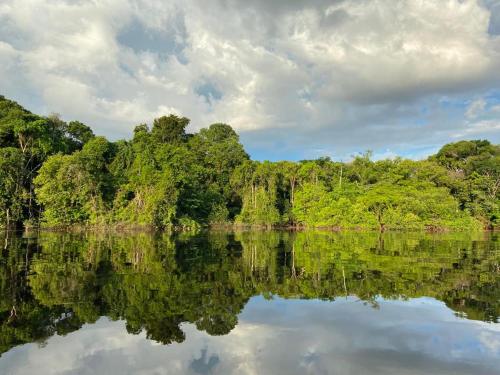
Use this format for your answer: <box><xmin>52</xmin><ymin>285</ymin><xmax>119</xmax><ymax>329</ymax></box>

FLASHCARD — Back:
<box><xmin>0</xmin><ymin>231</ymin><xmax>498</xmax><ymax>375</ymax></box>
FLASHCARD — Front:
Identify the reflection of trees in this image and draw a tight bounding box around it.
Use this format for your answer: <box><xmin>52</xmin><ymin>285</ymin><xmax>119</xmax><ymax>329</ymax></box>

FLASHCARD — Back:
<box><xmin>0</xmin><ymin>234</ymin><xmax>86</xmax><ymax>354</ymax></box>
<box><xmin>0</xmin><ymin>230</ymin><xmax>498</xmax><ymax>355</ymax></box>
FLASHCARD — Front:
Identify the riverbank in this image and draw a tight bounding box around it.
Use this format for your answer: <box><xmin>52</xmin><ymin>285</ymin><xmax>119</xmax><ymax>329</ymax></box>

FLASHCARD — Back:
<box><xmin>7</xmin><ymin>221</ymin><xmax>494</xmax><ymax>234</ymax></box>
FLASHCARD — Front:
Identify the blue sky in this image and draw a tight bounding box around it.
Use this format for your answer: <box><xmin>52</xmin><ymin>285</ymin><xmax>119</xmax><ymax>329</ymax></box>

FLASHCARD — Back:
<box><xmin>1</xmin><ymin>0</ymin><xmax>499</xmax><ymax>161</ymax></box>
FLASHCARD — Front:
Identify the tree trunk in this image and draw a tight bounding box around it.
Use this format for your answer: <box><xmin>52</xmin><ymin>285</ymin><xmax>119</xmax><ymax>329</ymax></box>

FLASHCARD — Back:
<box><xmin>339</xmin><ymin>165</ymin><xmax>343</xmax><ymax>189</ymax></box>
<box><xmin>253</xmin><ymin>184</ymin><xmax>257</xmax><ymax>209</ymax></box>
<box><xmin>377</xmin><ymin>211</ymin><xmax>385</xmax><ymax>232</ymax></box>
<box><xmin>290</xmin><ymin>178</ymin><xmax>296</xmax><ymax>207</ymax></box>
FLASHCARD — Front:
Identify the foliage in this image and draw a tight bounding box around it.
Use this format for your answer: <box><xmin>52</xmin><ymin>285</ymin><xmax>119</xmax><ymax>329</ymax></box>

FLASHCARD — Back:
<box><xmin>0</xmin><ymin>148</ymin><xmax>26</xmax><ymax>225</ymax></box>
<box><xmin>34</xmin><ymin>137</ymin><xmax>114</xmax><ymax>226</ymax></box>
<box><xmin>0</xmin><ymin>96</ymin><xmax>94</xmax><ymax>227</ymax></box>
<box><xmin>0</xmin><ymin>96</ymin><xmax>497</xmax><ymax>230</ymax></box>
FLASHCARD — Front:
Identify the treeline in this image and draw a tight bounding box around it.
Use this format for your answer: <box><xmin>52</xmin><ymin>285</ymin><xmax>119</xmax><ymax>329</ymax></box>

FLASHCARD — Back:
<box><xmin>0</xmin><ymin>95</ymin><xmax>498</xmax><ymax>230</ymax></box>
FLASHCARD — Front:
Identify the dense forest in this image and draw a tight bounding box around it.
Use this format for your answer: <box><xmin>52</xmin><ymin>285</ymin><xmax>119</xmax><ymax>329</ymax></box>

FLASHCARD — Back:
<box><xmin>0</xmin><ymin>231</ymin><xmax>498</xmax><ymax>354</ymax></box>
<box><xmin>0</xmin><ymin>95</ymin><xmax>498</xmax><ymax>230</ymax></box>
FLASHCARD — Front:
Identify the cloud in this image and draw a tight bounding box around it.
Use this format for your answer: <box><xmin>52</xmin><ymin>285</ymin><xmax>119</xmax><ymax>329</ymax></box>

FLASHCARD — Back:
<box><xmin>483</xmin><ymin>0</ymin><xmax>500</xmax><ymax>34</ymax></box>
<box><xmin>454</xmin><ymin>119</ymin><xmax>500</xmax><ymax>137</ymax></box>
<box><xmin>466</xmin><ymin>98</ymin><xmax>487</xmax><ymax>118</ymax></box>
<box><xmin>0</xmin><ymin>0</ymin><xmax>499</xmax><ymax>160</ymax></box>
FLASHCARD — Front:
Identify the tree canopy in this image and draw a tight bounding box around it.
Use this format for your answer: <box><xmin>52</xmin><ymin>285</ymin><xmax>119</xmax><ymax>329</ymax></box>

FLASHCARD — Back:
<box><xmin>0</xmin><ymin>96</ymin><xmax>498</xmax><ymax>230</ymax></box>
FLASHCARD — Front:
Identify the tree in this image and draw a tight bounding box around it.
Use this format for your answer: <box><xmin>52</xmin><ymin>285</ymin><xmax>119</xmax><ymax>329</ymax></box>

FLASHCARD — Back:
<box><xmin>65</xmin><ymin>120</ymin><xmax>95</xmax><ymax>149</ymax></box>
<box><xmin>279</xmin><ymin>161</ymin><xmax>300</xmax><ymax>208</ymax></box>
<box><xmin>0</xmin><ymin>148</ymin><xmax>26</xmax><ymax>227</ymax></box>
<box><xmin>34</xmin><ymin>137</ymin><xmax>114</xmax><ymax>226</ymax></box>
<box><xmin>189</xmin><ymin>123</ymin><xmax>249</xmax><ymax>220</ymax></box>
<box><xmin>151</xmin><ymin>115</ymin><xmax>189</xmax><ymax>144</ymax></box>
<box><xmin>433</xmin><ymin>140</ymin><xmax>499</xmax><ymax>228</ymax></box>
<box><xmin>232</xmin><ymin>161</ymin><xmax>281</xmax><ymax>226</ymax></box>
<box><xmin>359</xmin><ymin>184</ymin><xmax>402</xmax><ymax>231</ymax></box>
<box><xmin>0</xmin><ymin>95</ymin><xmax>497</xmax><ymax>230</ymax></box>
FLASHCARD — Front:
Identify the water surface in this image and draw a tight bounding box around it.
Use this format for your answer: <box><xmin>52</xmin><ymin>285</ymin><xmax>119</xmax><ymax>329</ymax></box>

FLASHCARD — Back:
<box><xmin>0</xmin><ymin>231</ymin><xmax>498</xmax><ymax>374</ymax></box>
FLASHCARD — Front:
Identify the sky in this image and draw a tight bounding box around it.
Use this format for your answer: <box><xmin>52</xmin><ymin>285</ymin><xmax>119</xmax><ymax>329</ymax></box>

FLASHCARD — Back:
<box><xmin>1</xmin><ymin>0</ymin><xmax>500</xmax><ymax>161</ymax></box>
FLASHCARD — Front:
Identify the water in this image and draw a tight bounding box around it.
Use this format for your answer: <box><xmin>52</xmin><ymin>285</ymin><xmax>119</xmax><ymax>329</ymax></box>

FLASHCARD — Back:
<box><xmin>0</xmin><ymin>231</ymin><xmax>498</xmax><ymax>375</ymax></box>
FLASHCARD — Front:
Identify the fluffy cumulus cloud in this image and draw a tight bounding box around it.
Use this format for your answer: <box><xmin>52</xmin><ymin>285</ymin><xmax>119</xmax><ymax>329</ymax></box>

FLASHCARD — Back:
<box><xmin>0</xmin><ymin>0</ymin><xmax>500</xmax><ymax>159</ymax></box>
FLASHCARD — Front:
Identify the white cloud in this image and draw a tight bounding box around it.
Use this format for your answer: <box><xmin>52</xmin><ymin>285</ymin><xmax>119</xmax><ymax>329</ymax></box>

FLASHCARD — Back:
<box><xmin>454</xmin><ymin>119</ymin><xmax>500</xmax><ymax>137</ymax></box>
<box><xmin>466</xmin><ymin>98</ymin><xmax>487</xmax><ymax>118</ymax></box>
<box><xmin>491</xmin><ymin>104</ymin><xmax>500</xmax><ymax>112</ymax></box>
<box><xmin>0</xmin><ymin>0</ymin><xmax>499</xmax><ymax>159</ymax></box>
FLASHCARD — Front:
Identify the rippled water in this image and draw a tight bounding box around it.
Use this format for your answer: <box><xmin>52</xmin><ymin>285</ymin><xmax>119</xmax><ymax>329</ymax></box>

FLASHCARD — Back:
<box><xmin>0</xmin><ymin>231</ymin><xmax>498</xmax><ymax>374</ymax></box>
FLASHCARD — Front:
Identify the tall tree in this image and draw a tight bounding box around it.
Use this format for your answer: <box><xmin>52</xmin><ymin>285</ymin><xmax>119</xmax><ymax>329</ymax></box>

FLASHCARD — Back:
<box><xmin>151</xmin><ymin>115</ymin><xmax>189</xmax><ymax>144</ymax></box>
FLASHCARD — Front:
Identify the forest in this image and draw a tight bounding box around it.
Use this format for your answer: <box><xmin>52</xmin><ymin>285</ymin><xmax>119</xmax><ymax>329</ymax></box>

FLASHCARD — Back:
<box><xmin>0</xmin><ymin>95</ymin><xmax>498</xmax><ymax>231</ymax></box>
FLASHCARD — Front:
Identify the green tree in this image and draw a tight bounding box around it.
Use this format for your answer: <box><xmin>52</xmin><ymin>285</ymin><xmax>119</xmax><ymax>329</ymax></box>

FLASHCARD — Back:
<box><xmin>34</xmin><ymin>137</ymin><xmax>114</xmax><ymax>226</ymax></box>
<box><xmin>151</xmin><ymin>115</ymin><xmax>189</xmax><ymax>144</ymax></box>
<box><xmin>0</xmin><ymin>148</ymin><xmax>26</xmax><ymax>227</ymax></box>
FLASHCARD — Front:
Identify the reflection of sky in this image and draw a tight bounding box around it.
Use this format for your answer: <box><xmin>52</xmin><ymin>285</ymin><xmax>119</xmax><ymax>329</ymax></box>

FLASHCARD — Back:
<box><xmin>1</xmin><ymin>296</ymin><xmax>498</xmax><ymax>375</ymax></box>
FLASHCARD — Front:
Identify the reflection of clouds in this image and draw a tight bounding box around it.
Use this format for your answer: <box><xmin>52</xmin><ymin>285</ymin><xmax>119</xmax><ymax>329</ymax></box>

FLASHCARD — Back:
<box><xmin>0</xmin><ymin>297</ymin><xmax>499</xmax><ymax>375</ymax></box>
<box><xmin>479</xmin><ymin>331</ymin><xmax>500</xmax><ymax>354</ymax></box>
<box><xmin>189</xmin><ymin>348</ymin><xmax>219</xmax><ymax>374</ymax></box>
<box><xmin>300</xmin><ymin>350</ymin><xmax>328</xmax><ymax>375</ymax></box>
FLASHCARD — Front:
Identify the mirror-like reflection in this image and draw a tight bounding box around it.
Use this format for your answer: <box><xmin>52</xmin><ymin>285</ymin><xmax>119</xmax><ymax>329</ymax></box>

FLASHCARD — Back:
<box><xmin>0</xmin><ymin>231</ymin><xmax>498</xmax><ymax>374</ymax></box>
